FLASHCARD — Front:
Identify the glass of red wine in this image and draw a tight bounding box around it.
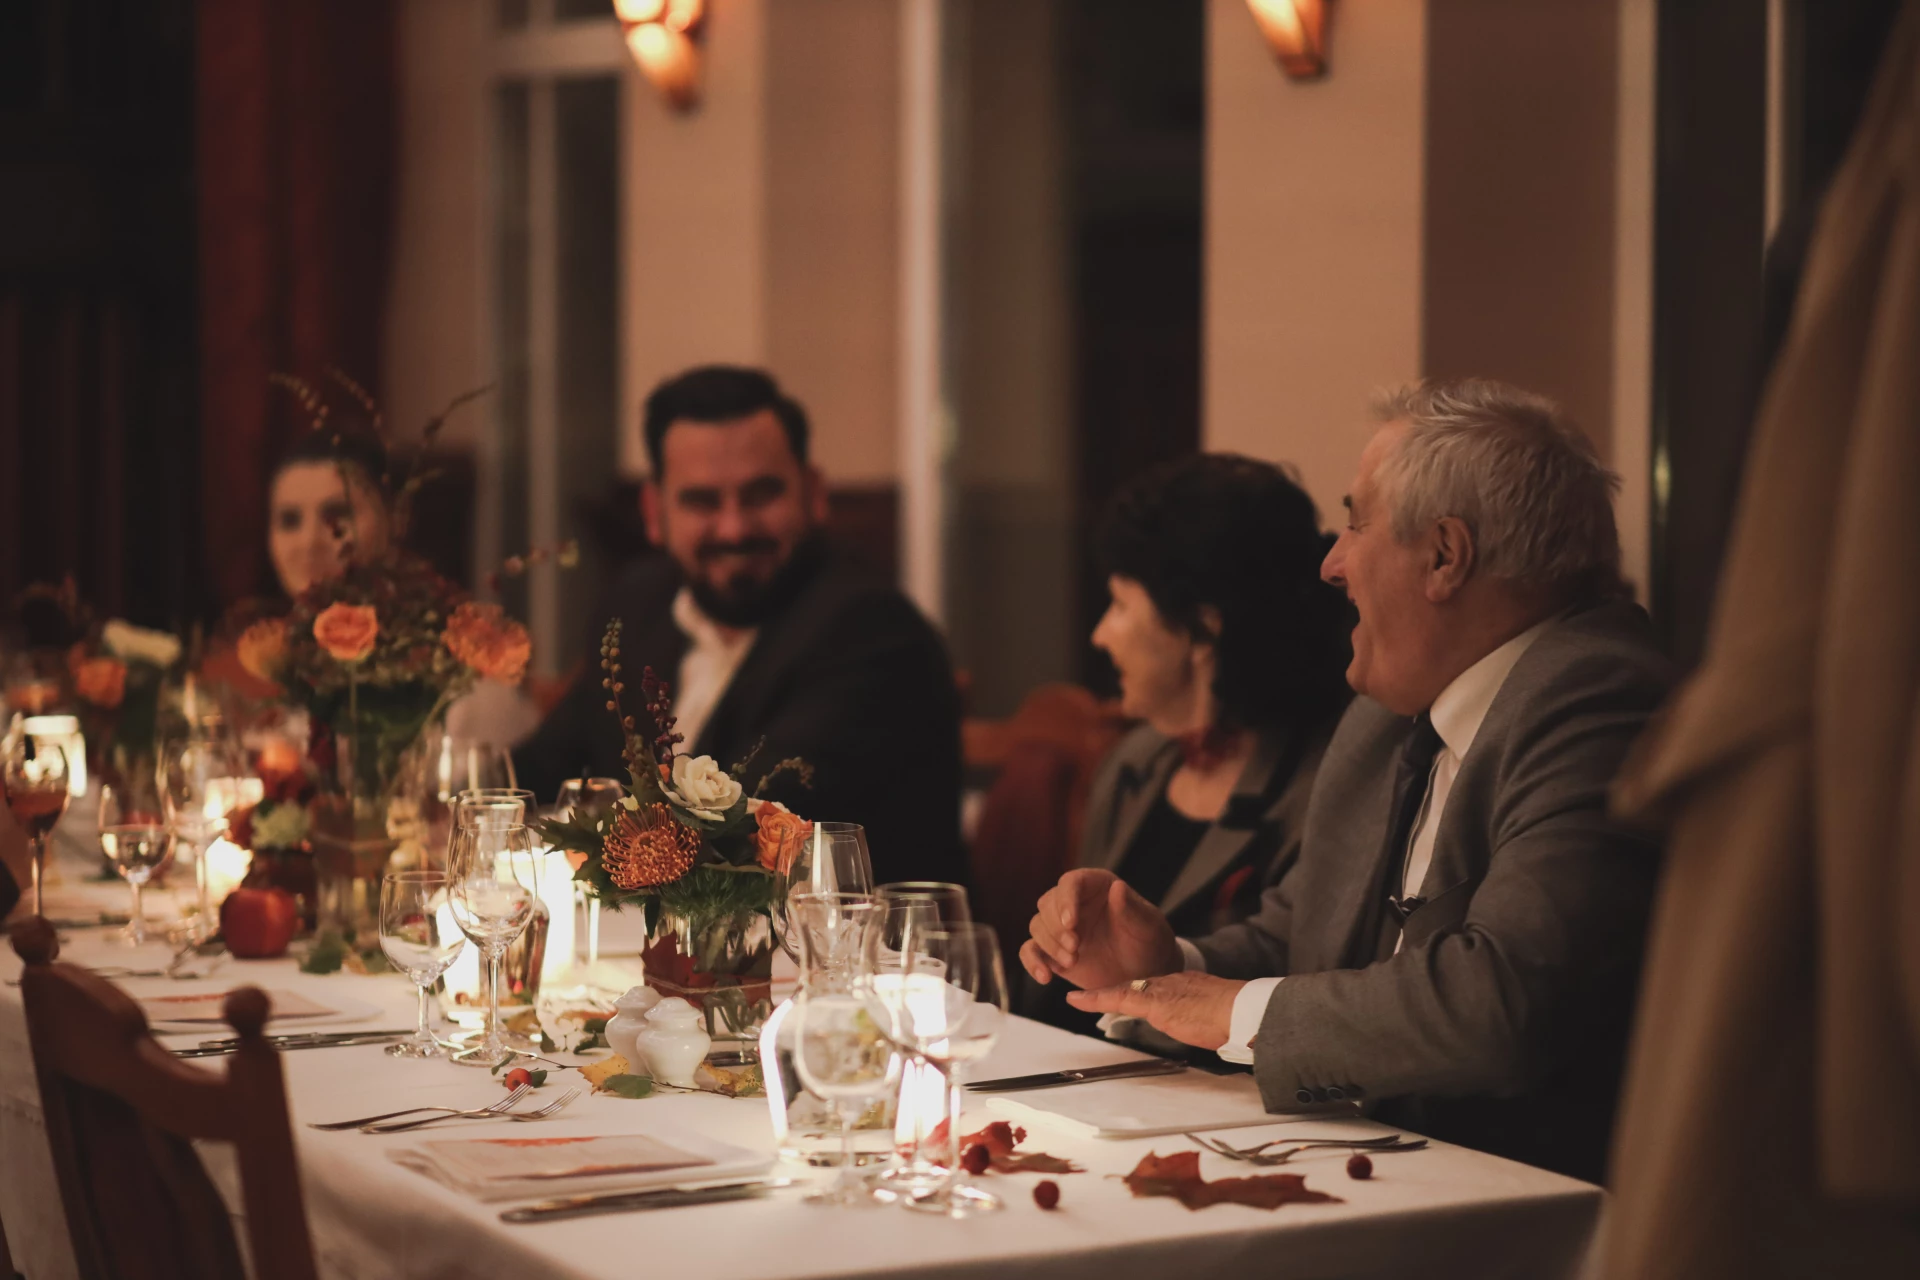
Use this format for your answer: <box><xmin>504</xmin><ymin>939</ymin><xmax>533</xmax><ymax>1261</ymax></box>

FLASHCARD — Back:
<box><xmin>4</xmin><ymin>724</ymin><xmax>71</xmax><ymax>917</ymax></box>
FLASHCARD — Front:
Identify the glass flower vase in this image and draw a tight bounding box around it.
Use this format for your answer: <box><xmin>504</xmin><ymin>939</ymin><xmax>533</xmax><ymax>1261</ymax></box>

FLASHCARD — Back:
<box><xmin>642</xmin><ymin>907</ymin><xmax>776</xmax><ymax>1058</ymax></box>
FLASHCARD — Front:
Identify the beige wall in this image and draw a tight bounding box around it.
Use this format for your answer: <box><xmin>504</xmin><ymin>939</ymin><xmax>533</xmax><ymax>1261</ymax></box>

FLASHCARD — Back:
<box><xmin>1203</xmin><ymin>0</ymin><xmax>1427</xmax><ymax>520</ymax></box>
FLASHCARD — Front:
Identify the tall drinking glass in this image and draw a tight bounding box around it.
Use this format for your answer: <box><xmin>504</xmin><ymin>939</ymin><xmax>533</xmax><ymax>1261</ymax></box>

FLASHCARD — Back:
<box><xmin>101</xmin><ymin>768</ymin><xmax>173</xmax><ymax>946</ymax></box>
<box><xmin>380</xmin><ymin>870</ymin><xmax>466</xmax><ymax>1058</ymax></box>
<box><xmin>446</xmin><ymin>822</ymin><xmax>537</xmax><ymax>1067</ymax></box>
<box><xmin>552</xmin><ymin>778</ymin><xmax>625</xmax><ymax>966</ymax></box>
<box><xmin>162</xmin><ymin>726</ymin><xmax>246</xmax><ymax>940</ymax></box>
<box><xmin>867</xmin><ymin>920</ymin><xmax>1008</xmax><ymax>1216</ymax></box>
<box><xmin>3</xmin><ymin>724</ymin><xmax>70</xmax><ymax>917</ymax></box>
<box><xmin>872</xmin><ymin>882</ymin><xmax>970</xmax><ymax>1191</ymax></box>
<box><xmin>792</xmin><ymin>989</ymin><xmax>903</xmax><ymax>1208</ymax></box>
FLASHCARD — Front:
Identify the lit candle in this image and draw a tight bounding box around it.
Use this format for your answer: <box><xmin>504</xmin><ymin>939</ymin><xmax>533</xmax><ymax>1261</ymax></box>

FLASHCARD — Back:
<box><xmin>22</xmin><ymin>715</ymin><xmax>86</xmax><ymax>798</ymax></box>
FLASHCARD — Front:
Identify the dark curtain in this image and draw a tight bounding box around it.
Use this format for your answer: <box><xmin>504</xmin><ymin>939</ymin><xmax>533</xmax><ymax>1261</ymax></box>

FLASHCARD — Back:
<box><xmin>196</xmin><ymin>0</ymin><xmax>396</xmax><ymax>609</ymax></box>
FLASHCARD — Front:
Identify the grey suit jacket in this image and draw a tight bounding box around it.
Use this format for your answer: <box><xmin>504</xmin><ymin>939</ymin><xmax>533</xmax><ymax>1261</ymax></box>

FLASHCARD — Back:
<box><xmin>1191</xmin><ymin>600</ymin><xmax>1674</xmax><ymax>1181</ymax></box>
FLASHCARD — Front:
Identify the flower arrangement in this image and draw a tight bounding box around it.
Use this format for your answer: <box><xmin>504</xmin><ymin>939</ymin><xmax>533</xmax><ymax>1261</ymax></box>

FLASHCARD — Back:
<box><xmin>538</xmin><ymin>618</ymin><xmax>814</xmax><ymax>934</ymax></box>
<box><xmin>67</xmin><ymin>615</ymin><xmax>183</xmax><ymax>782</ymax></box>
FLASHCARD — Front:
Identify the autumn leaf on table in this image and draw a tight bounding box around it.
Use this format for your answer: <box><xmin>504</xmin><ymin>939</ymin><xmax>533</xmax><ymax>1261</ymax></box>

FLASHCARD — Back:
<box><xmin>1122</xmin><ymin>1150</ymin><xmax>1343</xmax><ymax>1211</ymax></box>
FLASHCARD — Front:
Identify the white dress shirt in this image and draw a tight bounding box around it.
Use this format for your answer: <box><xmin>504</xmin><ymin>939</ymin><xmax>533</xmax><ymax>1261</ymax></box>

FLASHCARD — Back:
<box><xmin>1207</xmin><ymin>620</ymin><xmax>1550</xmax><ymax>1065</ymax></box>
<box><xmin>669</xmin><ymin>588</ymin><xmax>758</xmax><ymax>752</ymax></box>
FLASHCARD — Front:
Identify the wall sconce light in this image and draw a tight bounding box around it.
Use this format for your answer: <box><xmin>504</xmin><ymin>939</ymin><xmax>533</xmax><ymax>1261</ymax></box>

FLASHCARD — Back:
<box><xmin>1247</xmin><ymin>0</ymin><xmax>1331</xmax><ymax>80</ymax></box>
<box><xmin>614</xmin><ymin>0</ymin><xmax>706</xmax><ymax>112</ymax></box>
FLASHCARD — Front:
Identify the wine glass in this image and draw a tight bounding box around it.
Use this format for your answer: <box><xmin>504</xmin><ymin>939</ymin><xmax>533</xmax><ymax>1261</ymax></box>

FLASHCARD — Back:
<box><xmin>446</xmin><ymin>821</ymin><xmax>537</xmax><ymax>1067</ymax></box>
<box><xmin>380</xmin><ymin>870</ymin><xmax>466</xmax><ymax>1058</ymax></box>
<box><xmin>868</xmin><ymin>920</ymin><xmax>1008</xmax><ymax>1217</ymax></box>
<box><xmin>431</xmin><ymin>736</ymin><xmax>518</xmax><ymax>799</ymax></box>
<box><xmin>162</xmin><ymin>725</ymin><xmax>246</xmax><ymax>940</ymax></box>
<box><xmin>3</xmin><ymin>724</ymin><xmax>71</xmax><ymax>917</ymax></box>
<box><xmin>790</xmin><ymin>892</ymin><xmax>881</xmax><ymax>992</ymax></box>
<box><xmin>774</xmin><ymin>823</ymin><xmax>875</xmax><ymax>962</ymax></box>
<box><xmin>869</xmin><ymin>883</ymin><xmax>972</xmax><ymax>1193</ymax></box>
<box><xmin>791</xmin><ymin>989</ymin><xmax>903</xmax><ymax>1208</ymax></box>
<box><xmin>100</xmin><ymin>768</ymin><xmax>174</xmax><ymax>945</ymax></box>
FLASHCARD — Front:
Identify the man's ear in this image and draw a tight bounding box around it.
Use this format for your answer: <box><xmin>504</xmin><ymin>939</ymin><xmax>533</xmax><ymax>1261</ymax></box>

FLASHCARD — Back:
<box><xmin>641</xmin><ymin>479</ymin><xmax>664</xmax><ymax>546</ymax></box>
<box><xmin>1425</xmin><ymin>516</ymin><xmax>1476</xmax><ymax>602</ymax></box>
<box><xmin>803</xmin><ymin>464</ymin><xmax>830</xmax><ymax>525</ymax></box>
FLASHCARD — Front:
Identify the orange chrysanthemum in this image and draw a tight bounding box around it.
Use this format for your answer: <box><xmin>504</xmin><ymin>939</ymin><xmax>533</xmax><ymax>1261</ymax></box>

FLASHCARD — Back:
<box><xmin>602</xmin><ymin>802</ymin><xmax>701</xmax><ymax>890</ymax></box>
<box><xmin>443</xmin><ymin>601</ymin><xmax>532</xmax><ymax>684</ymax></box>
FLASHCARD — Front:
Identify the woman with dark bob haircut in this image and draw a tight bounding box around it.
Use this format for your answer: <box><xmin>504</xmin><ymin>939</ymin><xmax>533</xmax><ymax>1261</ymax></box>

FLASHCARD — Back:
<box><xmin>1024</xmin><ymin>453</ymin><xmax>1351</xmax><ymax>1041</ymax></box>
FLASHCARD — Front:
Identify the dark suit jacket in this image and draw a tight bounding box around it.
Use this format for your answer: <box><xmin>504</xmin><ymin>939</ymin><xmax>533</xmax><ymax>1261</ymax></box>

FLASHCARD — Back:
<box><xmin>514</xmin><ymin>545</ymin><xmax>966</xmax><ymax>888</ymax></box>
<box><xmin>1191</xmin><ymin>600</ymin><xmax>1675</xmax><ymax>1182</ymax></box>
<box><xmin>1022</xmin><ymin>719</ymin><xmax>1331</xmax><ymax>1045</ymax></box>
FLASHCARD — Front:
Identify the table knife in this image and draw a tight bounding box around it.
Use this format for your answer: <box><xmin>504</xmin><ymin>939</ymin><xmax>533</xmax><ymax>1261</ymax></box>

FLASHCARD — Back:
<box><xmin>499</xmin><ymin>1179</ymin><xmax>793</xmax><ymax>1222</ymax></box>
<box><xmin>966</xmin><ymin>1058</ymin><xmax>1188</xmax><ymax>1092</ymax></box>
<box><xmin>192</xmin><ymin>1028</ymin><xmax>412</xmax><ymax>1049</ymax></box>
<box><xmin>173</xmin><ymin>1032</ymin><xmax>408</xmax><ymax>1058</ymax></box>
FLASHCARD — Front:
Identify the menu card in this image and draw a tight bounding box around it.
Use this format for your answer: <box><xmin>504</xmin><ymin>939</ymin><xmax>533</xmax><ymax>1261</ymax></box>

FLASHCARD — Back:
<box><xmin>390</xmin><ymin>1133</ymin><xmax>771</xmax><ymax>1203</ymax></box>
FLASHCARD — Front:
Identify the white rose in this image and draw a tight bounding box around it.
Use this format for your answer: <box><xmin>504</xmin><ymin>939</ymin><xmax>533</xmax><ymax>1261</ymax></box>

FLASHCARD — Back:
<box><xmin>101</xmin><ymin>619</ymin><xmax>182</xmax><ymax>669</ymax></box>
<box><xmin>666</xmin><ymin>754</ymin><xmax>743</xmax><ymax>822</ymax></box>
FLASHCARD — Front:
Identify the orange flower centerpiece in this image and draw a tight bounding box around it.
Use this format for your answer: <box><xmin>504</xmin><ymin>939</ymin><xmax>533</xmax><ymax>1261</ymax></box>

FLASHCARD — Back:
<box><xmin>538</xmin><ymin>618</ymin><xmax>812</xmax><ymax>1051</ymax></box>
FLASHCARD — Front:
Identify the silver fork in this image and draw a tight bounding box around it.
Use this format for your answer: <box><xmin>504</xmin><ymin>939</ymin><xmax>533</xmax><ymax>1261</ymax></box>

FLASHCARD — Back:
<box><xmin>361</xmin><ymin>1088</ymin><xmax>581</xmax><ymax>1134</ymax></box>
<box><xmin>308</xmin><ymin>1085</ymin><xmax>532</xmax><ymax>1131</ymax></box>
<box><xmin>1187</xmin><ymin>1132</ymin><xmax>1423</xmax><ymax>1161</ymax></box>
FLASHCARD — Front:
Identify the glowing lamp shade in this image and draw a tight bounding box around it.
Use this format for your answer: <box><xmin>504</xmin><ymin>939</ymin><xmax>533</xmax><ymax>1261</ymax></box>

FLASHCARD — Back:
<box><xmin>616</xmin><ymin>0</ymin><xmax>705</xmax><ymax>112</ymax></box>
<box><xmin>1247</xmin><ymin>0</ymin><xmax>1331</xmax><ymax>80</ymax></box>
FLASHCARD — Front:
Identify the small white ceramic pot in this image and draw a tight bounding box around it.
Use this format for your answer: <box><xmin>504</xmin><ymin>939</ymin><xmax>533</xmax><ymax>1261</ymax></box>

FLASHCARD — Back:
<box><xmin>603</xmin><ymin>986</ymin><xmax>661</xmax><ymax>1067</ymax></box>
<box><xmin>636</xmin><ymin>996</ymin><xmax>710</xmax><ymax>1088</ymax></box>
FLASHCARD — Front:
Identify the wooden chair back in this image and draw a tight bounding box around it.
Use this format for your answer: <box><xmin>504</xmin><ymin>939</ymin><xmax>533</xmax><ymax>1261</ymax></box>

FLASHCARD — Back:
<box><xmin>9</xmin><ymin>918</ymin><xmax>318</xmax><ymax>1280</ymax></box>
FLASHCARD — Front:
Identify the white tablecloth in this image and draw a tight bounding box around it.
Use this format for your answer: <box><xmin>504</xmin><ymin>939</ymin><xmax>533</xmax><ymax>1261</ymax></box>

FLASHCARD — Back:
<box><xmin>2</xmin><ymin>882</ymin><xmax>1601</xmax><ymax>1280</ymax></box>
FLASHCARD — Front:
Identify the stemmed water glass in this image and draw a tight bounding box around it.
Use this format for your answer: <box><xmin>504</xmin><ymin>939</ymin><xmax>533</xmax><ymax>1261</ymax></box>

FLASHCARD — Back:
<box><xmin>774</xmin><ymin>823</ymin><xmax>875</xmax><ymax>962</ymax></box>
<box><xmin>792</xmin><ymin>986</ymin><xmax>903</xmax><ymax>1208</ymax></box>
<box><xmin>866</xmin><ymin>919</ymin><xmax>1008</xmax><ymax>1216</ymax></box>
<box><xmin>162</xmin><ymin>725</ymin><xmax>246</xmax><ymax>940</ymax></box>
<box><xmin>3</xmin><ymin>724</ymin><xmax>70</xmax><ymax>917</ymax></box>
<box><xmin>446</xmin><ymin>820</ymin><xmax>537</xmax><ymax>1068</ymax></box>
<box><xmin>872</xmin><ymin>882</ymin><xmax>971</xmax><ymax>1193</ymax></box>
<box><xmin>100</xmin><ymin>769</ymin><xmax>174</xmax><ymax>946</ymax></box>
<box><xmin>379</xmin><ymin>870</ymin><xmax>467</xmax><ymax>1058</ymax></box>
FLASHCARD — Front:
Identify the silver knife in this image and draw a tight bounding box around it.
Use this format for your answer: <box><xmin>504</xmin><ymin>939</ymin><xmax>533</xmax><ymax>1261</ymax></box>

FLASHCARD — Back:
<box><xmin>966</xmin><ymin>1058</ymin><xmax>1188</xmax><ymax>1092</ymax></box>
<box><xmin>174</xmin><ymin>1032</ymin><xmax>408</xmax><ymax>1058</ymax></box>
<box><xmin>193</xmin><ymin>1029</ymin><xmax>412</xmax><ymax>1049</ymax></box>
<box><xmin>500</xmin><ymin>1179</ymin><xmax>794</xmax><ymax>1222</ymax></box>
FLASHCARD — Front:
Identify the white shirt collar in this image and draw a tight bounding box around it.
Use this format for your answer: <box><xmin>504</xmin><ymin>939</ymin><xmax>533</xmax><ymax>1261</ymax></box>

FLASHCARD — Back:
<box><xmin>1426</xmin><ymin>618</ymin><xmax>1552</xmax><ymax>759</ymax></box>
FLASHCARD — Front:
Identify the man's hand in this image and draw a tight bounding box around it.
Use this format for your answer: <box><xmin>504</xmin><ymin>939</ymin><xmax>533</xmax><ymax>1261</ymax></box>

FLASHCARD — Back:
<box><xmin>1021</xmin><ymin>868</ymin><xmax>1182</xmax><ymax>992</ymax></box>
<box><xmin>1066</xmin><ymin>972</ymin><xmax>1243</xmax><ymax>1051</ymax></box>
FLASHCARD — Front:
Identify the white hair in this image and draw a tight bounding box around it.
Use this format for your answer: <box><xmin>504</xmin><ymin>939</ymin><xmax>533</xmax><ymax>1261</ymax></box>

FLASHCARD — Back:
<box><xmin>1370</xmin><ymin>378</ymin><xmax>1622</xmax><ymax>597</ymax></box>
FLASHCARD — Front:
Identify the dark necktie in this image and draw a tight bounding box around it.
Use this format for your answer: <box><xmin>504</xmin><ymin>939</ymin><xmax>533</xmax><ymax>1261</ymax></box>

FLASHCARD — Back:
<box><xmin>1381</xmin><ymin>713</ymin><xmax>1444</xmax><ymax>928</ymax></box>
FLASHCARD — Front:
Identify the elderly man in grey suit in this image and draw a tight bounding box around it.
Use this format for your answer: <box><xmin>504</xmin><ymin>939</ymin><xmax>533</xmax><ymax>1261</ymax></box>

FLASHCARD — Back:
<box><xmin>1025</xmin><ymin>378</ymin><xmax>1674</xmax><ymax>1182</ymax></box>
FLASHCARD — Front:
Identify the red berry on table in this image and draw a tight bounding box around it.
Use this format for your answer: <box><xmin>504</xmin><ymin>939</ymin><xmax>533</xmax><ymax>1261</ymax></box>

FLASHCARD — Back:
<box><xmin>1347</xmin><ymin>1153</ymin><xmax>1373</xmax><ymax>1179</ymax></box>
<box><xmin>1033</xmin><ymin>1180</ymin><xmax>1061</xmax><ymax>1210</ymax></box>
<box><xmin>504</xmin><ymin>1067</ymin><xmax>532</xmax><ymax>1090</ymax></box>
<box><xmin>961</xmin><ymin>1143</ymin><xmax>992</xmax><ymax>1176</ymax></box>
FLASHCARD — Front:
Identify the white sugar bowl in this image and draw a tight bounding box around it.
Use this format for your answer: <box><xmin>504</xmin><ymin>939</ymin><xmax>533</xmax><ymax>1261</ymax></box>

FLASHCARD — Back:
<box><xmin>636</xmin><ymin>997</ymin><xmax>710</xmax><ymax>1088</ymax></box>
<box><xmin>604</xmin><ymin>986</ymin><xmax>661</xmax><ymax>1066</ymax></box>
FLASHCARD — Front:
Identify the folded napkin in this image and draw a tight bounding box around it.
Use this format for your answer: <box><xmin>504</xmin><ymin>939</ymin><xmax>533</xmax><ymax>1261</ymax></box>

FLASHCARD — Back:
<box><xmin>138</xmin><ymin>989</ymin><xmax>337</xmax><ymax>1024</ymax></box>
<box><xmin>985</xmin><ymin>1068</ymin><xmax>1288</xmax><ymax>1139</ymax></box>
<box><xmin>390</xmin><ymin>1133</ymin><xmax>771</xmax><ymax>1203</ymax></box>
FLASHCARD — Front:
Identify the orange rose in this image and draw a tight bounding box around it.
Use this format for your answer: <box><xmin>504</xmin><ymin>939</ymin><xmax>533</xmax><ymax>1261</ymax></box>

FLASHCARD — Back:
<box><xmin>236</xmin><ymin>617</ymin><xmax>291</xmax><ymax>682</ymax></box>
<box><xmin>443</xmin><ymin>601</ymin><xmax>531</xmax><ymax>684</ymax></box>
<box><xmin>74</xmin><ymin>656</ymin><xmax>127</xmax><ymax>708</ymax></box>
<box><xmin>754</xmin><ymin>803</ymin><xmax>813</xmax><ymax>874</ymax></box>
<box><xmin>312</xmin><ymin>602</ymin><xmax>379</xmax><ymax>662</ymax></box>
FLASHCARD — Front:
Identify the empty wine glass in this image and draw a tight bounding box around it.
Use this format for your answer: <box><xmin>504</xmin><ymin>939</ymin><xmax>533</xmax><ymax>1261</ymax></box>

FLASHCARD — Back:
<box><xmin>867</xmin><ymin>919</ymin><xmax>1008</xmax><ymax>1217</ymax></box>
<box><xmin>792</xmin><ymin>989</ymin><xmax>903</xmax><ymax>1208</ymax></box>
<box><xmin>774</xmin><ymin>824</ymin><xmax>874</xmax><ymax>961</ymax></box>
<box><xmin>446</xmin><ymin>821</ymin><xmax>537</xmax><ymax>1068</ymax></box>
<box><xmin>100</xmin><ymin>768</ymin><xmax>173</xmax><ymax>946</ymax></box>
<box><xmin>162</xmin><ymin>725</ymin><xmax>246</xmax><ymax>940</ymax></box>
<box><xmin>380</xmin><ymin>870</ymin><xmax>466</xmax><ymax>1058</ymax></box>
<box><xmin>3</xmin><ymin>721</ymin><xmax>71</xmax><ymax>917</ymax></box>
<box><xmin>869</xmin><ymin>884</ymin><xmax>973</xmax><ymax>1195</ymax></box>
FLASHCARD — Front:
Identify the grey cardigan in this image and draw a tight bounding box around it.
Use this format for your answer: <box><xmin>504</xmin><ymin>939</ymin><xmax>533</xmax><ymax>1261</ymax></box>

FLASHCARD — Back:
<box><xmin>1192</xmin><ymin>599</ymin><xmax>1676</xmax><ymax>1181</ymax></box>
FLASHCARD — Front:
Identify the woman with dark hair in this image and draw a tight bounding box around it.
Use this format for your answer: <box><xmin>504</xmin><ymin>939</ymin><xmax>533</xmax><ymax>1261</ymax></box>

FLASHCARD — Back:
<box><xmin>1025</xmin><ymin>453</ymin><xmax>1351</xmax><ymax>1038</ymax></box>
<box><xmin>266</xmin><ymin>422</ymin><xmax>394</xmax><ymax>599</ymax></box>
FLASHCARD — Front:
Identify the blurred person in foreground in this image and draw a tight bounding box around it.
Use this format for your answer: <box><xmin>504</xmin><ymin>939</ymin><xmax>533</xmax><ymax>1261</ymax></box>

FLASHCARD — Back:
<box><xmin>1024</xmin><ymin>454</ymin><xmax>1351</xmax><ymax>1045</ymax></box>
<box><xmin>1024</xmin><ymin>379</ymin><xmax>1673</xmax><ymax>1181</ymax></box>
<box><xmin>514</xmin><ymin>365</ymin><xmax>964</xmax><ymax>887</ymax></box>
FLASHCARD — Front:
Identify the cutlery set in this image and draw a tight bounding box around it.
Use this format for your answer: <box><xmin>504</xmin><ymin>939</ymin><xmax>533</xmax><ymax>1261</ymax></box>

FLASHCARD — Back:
<box><xmin>310</xmin><ymin>1084</ymin><xmax>583</xmax><ymax>1133</ymax></box>
<box><xmin>1186</xmin><ymin>1131</ymin><xmax>1428</xmax><ymax>1165</ymax></box>
<box><xmin>173</xmin><ymin>1029</ymin><xmax>413</xmax><ymax>1058</ymax></box>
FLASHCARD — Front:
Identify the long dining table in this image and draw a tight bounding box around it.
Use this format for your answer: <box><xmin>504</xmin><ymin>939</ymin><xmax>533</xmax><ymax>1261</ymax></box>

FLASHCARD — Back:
<box><xmin>1</xmin><ymin>878</ymin><xmax>1602</xmax><ymax>1280</ymax></box>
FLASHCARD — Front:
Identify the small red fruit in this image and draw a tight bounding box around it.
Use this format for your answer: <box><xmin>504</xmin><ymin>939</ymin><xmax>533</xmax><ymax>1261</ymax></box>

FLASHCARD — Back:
<box><xmin>961</xmin><ymin>1143</ymin><xmax>992</xmax><ymax>1176</ymax></box>
<box><xmin>1033</xmin><ymin>1180</ymin><xmax>1061</xmax><ymax>1210</ymax></box>
<box><xmin>504</xmin><ymin>1067</ymin><xmax>532</xmax><ymax>1090</ymax></box>
<box><xmin>1346</xmin><ymin>1153</ymin><xmax>1373</xmax><ymax>1179</ymax></box>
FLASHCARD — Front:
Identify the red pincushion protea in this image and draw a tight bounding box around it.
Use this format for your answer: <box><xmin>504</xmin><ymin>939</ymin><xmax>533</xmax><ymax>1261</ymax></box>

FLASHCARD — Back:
<box><xmin>602</xmin><ymin>802</ymin><xmax>701</xmax><ymax>890</ymax></box>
